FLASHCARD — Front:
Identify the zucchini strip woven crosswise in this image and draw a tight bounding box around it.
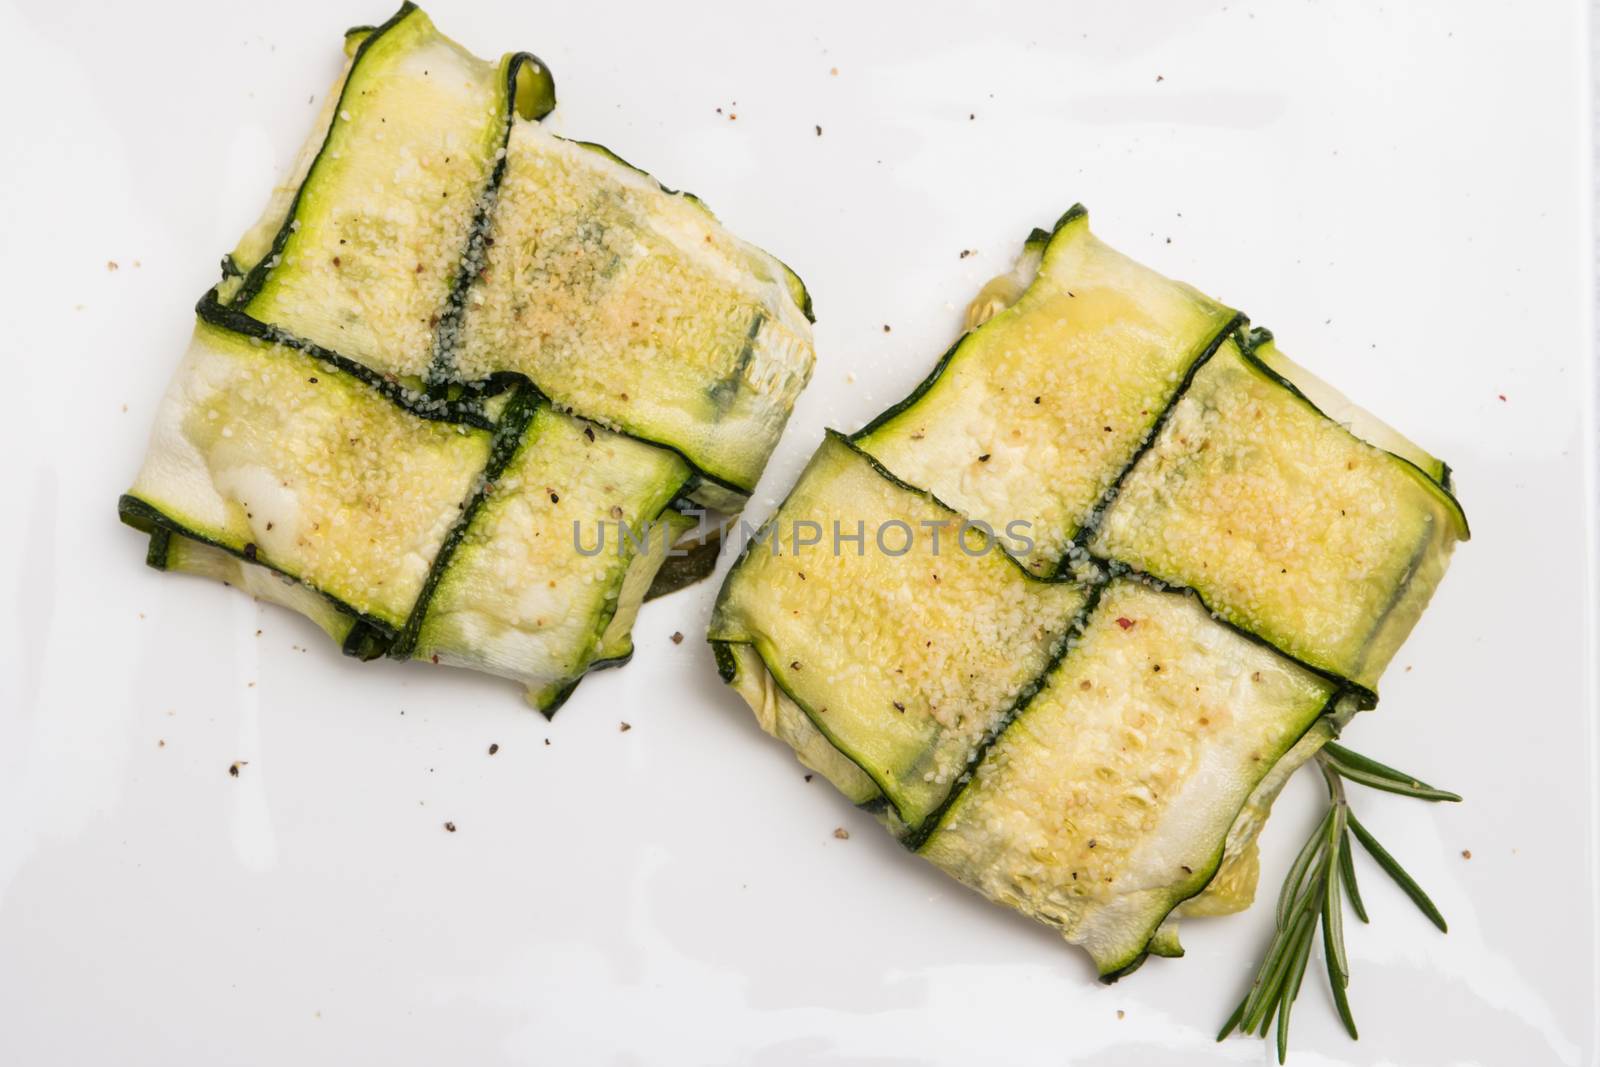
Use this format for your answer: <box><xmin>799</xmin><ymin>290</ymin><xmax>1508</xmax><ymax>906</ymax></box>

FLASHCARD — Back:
<box><xmin>120</xmin><ymin>4</ymin><xmax>815</xmax><ymax>709</ymax></box>
<box><xmin>709</xmin><ymin>206</ymin><xmax>1467</xmax><ymax>976</ymax></box>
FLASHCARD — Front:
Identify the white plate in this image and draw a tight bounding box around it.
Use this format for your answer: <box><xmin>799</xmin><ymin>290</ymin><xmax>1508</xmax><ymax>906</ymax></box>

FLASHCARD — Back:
<box><xmin>1</xmin><ymin>1</ymin><xmax>1594</xmax><ymax>1063</ymax></box>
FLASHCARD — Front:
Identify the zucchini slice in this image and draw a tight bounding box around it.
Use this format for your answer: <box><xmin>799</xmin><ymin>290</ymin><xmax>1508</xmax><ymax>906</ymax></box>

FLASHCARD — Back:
<box><xmin>446</xmin><ymin>120</ymin><xmax>815</xmax><ymax>496</ymax></box>
<box><xmin>159</xmin><ymin>531</ymin><xmax>364</xmax><ymax>649</ymax></box>
<box><xmin>1089</xmin><ymin>334</ymin><xmax>1469</xmax><ymax>692</ymax></box>
<box><xmin>406</xmin><ymin>401</ymin><xmax>691</xmax><ymax>712</ymax></box>
<box><xmin>853</xmin><ymin>207</ymin><xmax>1237</xmax><ymax>573</ymax></box>
<box><xmin>709</xmin><ymin>432</ymin><xmax>1086</xmax><ymax>831</ymax></box>
<box><xmin>123</xmin><ymin>318</ymin><xmax>492</xmax><ymax>632</ymax></box>
<box><xmin>1248</xmin><ymin>329</ymin><xmax>1453</xmax><ymax>487</ymax></box>
<box><xmin>918</xmin><ymin>579</ymin><xmax>1333</xmax><ymax>977</ymax></box>
<box><xmin>230</xmin><ymin>4</ymin><xmax>552</xmax><ymax>383</ymax></box>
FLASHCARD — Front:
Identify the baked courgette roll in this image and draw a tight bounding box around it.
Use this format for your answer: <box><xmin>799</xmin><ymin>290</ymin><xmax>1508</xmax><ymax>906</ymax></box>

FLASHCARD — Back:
<box><xmin>710</xmin><ymin>207</ymin><xmax>1466</xmax><ymax>975</ymax></box>
<box><xmin>120</xmin><ymin>5</ymin><xmax>814</xmax><ymax>709</ymax></box>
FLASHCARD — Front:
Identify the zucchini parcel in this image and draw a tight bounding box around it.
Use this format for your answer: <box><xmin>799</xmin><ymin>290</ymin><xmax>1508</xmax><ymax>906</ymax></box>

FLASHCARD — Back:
<box><xmin>120</xmin><ymin>5</ymin><xmax>814</xmax><ymax>710</ymax></box>
<box><xmin>710</xmin><ymin>207</ymin><xmax>1467</xmax><ymax>975</ymax></box>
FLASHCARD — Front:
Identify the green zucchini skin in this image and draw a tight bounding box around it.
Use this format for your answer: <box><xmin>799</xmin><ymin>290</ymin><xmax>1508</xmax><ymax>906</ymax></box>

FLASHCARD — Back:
<box><xmin>644</xmin><ymin>529</ymin><xmax>723</xmax><ymax>602</ymax></box>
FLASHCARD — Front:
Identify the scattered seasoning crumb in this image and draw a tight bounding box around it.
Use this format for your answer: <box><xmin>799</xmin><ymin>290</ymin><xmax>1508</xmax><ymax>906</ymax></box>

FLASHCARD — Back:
<box><xmin>619</xmin><ymin>721</ymin><xmax>632</xmax><ymax>732</ymax></box>
<box><xmin>804</xmin><ymin>774</ymin><xmax>814</xmax><ymax>783</ymax></box>
<box><xmin>488</xmin><ymin>743</ymin><xmax>499</xmax><ymax>755</ymax></box>
<box><xmin>815</xmin><ymin>124</ymin><xmax>823</xmax><ymax>136</ymax></box>
<box><xmin>106</xmin><ymin>260</ymin><xmax>119</xmax><ymax>272</ymax></box>
<box><xmin>1115</xmin><ymin>617</ymin><xmax>1135</xmax><ymax>630</ymax></box>
<box><xmin>833</xmin><ymin>827</ymin><xmax>850</xmax><ymax>840</ymax></box>
<box><xmin>892</xmin><ymin>700</ymin><xmax>906</xmax><ymax>712</ymax></box>
<box><xmin>959</xmin><ymin>249</ymin><xmax>974</xmax><ymax>259</ymax></box>
<box><xmin>1498</xmin><ymin>394</ymin><xmax>1507</xmax><ymax>402</ymax></box>
<box><xmin>1156</xmin><ymin>74</ymin><xmax>1164</xmax><ymax>82</ymax></box>
<box><xmin>977</xmin><ymin>453</ymin><xmax>991</xmax><ymax>462</ymax></box>
<box><xmin>968</xmin><ymin>113</ymin><xmax>975</xmax><ymax>120</ymax></box>
<box><xmin>444</xmin><ymin>821</ymin><xmax>456</xmax><ymax>833</ymax></box>
<box><xmin>544</xmin><ymin>738</ymin><xmax>551</xmax><ymax>746</ymax></box>
<box><xmin>228</xmin><ymin>761</ymin><xmax>246</xmax><ymax>777</ymax></box>
<box><xmin>1117</xmin><ymin>1009</ymin><xmax>1126</xmax><ymax>1020</ymax></box>
<box><xmin>790</xmin><ymin>660</ymin><xmax>803</xmax><ymax>670</ymax></box>
<box><xmin>830</xmin><ymin>67</ymin><xmax>838</xmax><ymax>76</ymax></box>
<box><xmin>882</xmin><ymin>324</ymin><xmax>891</xmax><ymax>333</ymax></box>
<box><xmin>728</xmin><ymin>113</ymin><xmax>737</xmax><ymax>121</ymax></box>
<box><xmin>1462</xmin><ymin>849</ymin><xmax>1472</xmax><ymax>859</ymax></box>
<box><xmin>121</xmin><ymin>403</ymin><xmax>128</xmax><ymax>413</ymax></box>
<box><xmin>157</xmin><ymin>739</ymin><xmax>166</xmax><ymax>748</ymax></box>
<box><xmin>671</xmin><ymin>631</ymin><xmax>684</xmax><ymax>644</ymax></box>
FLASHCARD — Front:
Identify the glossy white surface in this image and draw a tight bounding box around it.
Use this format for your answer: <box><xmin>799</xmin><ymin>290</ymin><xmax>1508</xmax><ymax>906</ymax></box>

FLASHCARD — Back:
<box><xmin>1</xmin><ymin>0</ymin><xmax>1595</xmax><ymax>1063</ymax></box>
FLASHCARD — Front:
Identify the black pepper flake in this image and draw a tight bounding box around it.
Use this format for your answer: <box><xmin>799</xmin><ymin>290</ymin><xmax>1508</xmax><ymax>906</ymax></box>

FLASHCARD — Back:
<box><xmin>815</xmin><ymin>124</ymin><xmax>822</xmax><ymax>136</ymax></box>
<box><xmin>977</xmin><ymin>453</ymin><xmax>991</xmax><ymax>462</ymax></box>
<box><xmin>228</xmin><ymin>761</ymin><xmax>246</xmax><ymax>777</ymax></box>
<box><xmin>791</xmin><ymin>660</ymin><xmax>803</xmax><ymax>670</ymax></box>
<box><xmin>583</xmin><ymin>425</ymin><xmax>595</xmax><ymax>442</ymax></box>
<box><xmin>549</xmin><ymin>492</ymin><xmax>560</xmax><ymax>504</ymax></box>
<box><xmin>619</xmin><ymin>722</ymin><xmax>632</xmax><ymax>732</ymax></box>
<box><xmin>892</xmin><ymin>701</ymin><xmax>906</xmax><ymax>712</ymax></box>
<box><xmin>804</xmin><ymin>774</ymin><xmax>814</xmax><ymax>782</ymax></box>
<box><xmin>882</xmin><ymin>324</ymin><xmax>891</xmax><ymax>333</ymax></box>
<box><xmin>308</xmin><ymin>376</ymin><xmax>318</xmax><ymax>384</ymax></box>
<box><xmin>242</xmin><ymin>543</ymin><xmax>258</xmax><ymax>561</ymax></box>
<box><xmin>488</xmin><ymin>743</ymin><xmax>499</xmax><ymax>755</ymax></box>
<box><xmin>444</xmin><ymin>821</ymin><xmax>456</xmax><ymax>833</ymax></box>
<box><xmin>671</xmin><ymin>632</ymin><xmax>684</xmax><ymax>644</ymax></box>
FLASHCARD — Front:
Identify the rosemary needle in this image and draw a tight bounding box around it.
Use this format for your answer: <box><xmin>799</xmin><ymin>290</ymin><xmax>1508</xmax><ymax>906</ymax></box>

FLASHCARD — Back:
<box><xmin>1217</xmin><ymin>743</ymin><xmax>1458</xmax><ymax>1062</ymax></box>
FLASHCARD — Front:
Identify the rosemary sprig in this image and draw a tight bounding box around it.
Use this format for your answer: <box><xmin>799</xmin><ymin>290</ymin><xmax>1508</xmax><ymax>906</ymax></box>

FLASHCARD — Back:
<box><xmin>1216</xmin><ymin>743</ymin><xmax>1458</xmax><ymax>1062</ymax></box>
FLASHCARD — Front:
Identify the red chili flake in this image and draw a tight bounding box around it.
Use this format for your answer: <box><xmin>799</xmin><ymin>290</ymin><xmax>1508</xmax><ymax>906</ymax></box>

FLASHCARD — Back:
<box><xmin>1115</xmin><ymin>617</ymin><xmax>1135</xmax><ymax>630</ymax></box>
<box><xmin>430</xmin><ymin>654</ymin><xmax>440</xmax><ymax>664</ymax></box>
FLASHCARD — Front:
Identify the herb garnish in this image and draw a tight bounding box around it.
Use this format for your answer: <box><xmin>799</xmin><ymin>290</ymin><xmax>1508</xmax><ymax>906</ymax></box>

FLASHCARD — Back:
<box><xmin>1217</xmin><ymin>742</ymin><xmax>1459</xmax><ymax>1062</ymax></box>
